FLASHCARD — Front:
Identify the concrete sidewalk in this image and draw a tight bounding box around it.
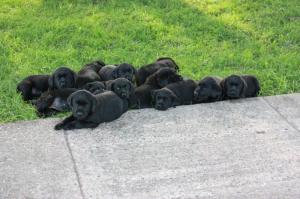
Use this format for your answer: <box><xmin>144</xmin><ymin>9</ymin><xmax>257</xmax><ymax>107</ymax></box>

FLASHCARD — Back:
<box><xmin>0</xmin><ymin>93</ymin><xmax>299</xmax><ymax>199</ymax></box>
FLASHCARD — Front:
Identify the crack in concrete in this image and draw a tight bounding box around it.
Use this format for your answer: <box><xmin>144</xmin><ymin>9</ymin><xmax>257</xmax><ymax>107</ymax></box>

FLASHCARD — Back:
<box><xmin>63</xmin><ymin>132</ymin><xmax>86</xmax><ymax>199</ymax></box>
<box><xmin>263</xmin><ymin>97</ymin><xmax>300</xmax><ymax>133</ymax></box>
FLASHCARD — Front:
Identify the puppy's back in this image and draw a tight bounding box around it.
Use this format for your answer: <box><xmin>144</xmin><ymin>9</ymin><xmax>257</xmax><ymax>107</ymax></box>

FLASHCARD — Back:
<box><xmin>166</xmin><ymin>79</ymin><xmax>197</xmax><ymax>104</ymax></box>
<box><xmin>94</xmin><ymin>91</ymin><xmax>127</xmax><ymax>122</ymax></box>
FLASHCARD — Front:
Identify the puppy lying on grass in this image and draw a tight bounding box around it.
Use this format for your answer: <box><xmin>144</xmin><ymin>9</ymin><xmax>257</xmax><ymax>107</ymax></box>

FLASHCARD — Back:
<box><xmin>98</xmin><ymin>63</ymin><xmax>136</xmax><ymax>82</ymax></box>
<box><xmin>221</xmin><ymin>75</ymin><xmax>260</xmax><ymax>100</ymax></box>
<box><xmin>193</xmin><ymin>76</ymin><xmax>223</xmax><ymax>103</ymax></box>
<box><xmin>55</xmin><ymin>90</ymin><xmax>128</xmax><ymax>130</ymax></box>
<box><xmin>134</xmin><ymin>67</ymin><xmax>183</xmax><ymax>109</ymax></box>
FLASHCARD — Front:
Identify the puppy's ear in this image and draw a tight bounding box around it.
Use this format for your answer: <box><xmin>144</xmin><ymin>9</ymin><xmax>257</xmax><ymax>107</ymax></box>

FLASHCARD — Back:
<box><xmin>171</xmin><ymin>92</ymin><xmax>180</xmax><ymax>107</ymax></box>
<box><xmin>129</xmin><ymin>82</ymin><xmax>135</xmax><ymax>95</ymax></box>
<box><xmin>71</xmin><ymin>70</ymin><xmax>77</xmax><ymax>86</ymax></box>
<box><xmin>133</xmin><ymin>67</ymin><xmax>137</xmax><ymax>75</ymax></box>
<box><xmin>88</xmin><ymin>94</ymin><xmax>97</xmax><ymax>113</ymax></box>
<box><xmin>240</xmin><ymin>77</ymin><xmax>247</xmax><ymax>98</ymax></box>
<box><xmin>254</xmin><ymin>78</ymin><xmax>260</xmax><ymax>96</ymax></box>
<box><xmin>106</xmin><ymin>80</ymin><xmax>114</xmax><ymax>91</ymax></box>
<box><xmin>172</xmin><ymin>74</ymin><xmax>183</xmax><ymax>82</ymax></box>
<box><xmin>220</xmin><ymin>78</ymin><xmax>226</xmax><ymax>98</ymax></box>
<box><xmin>111</xmin><ymin>68</ymin><xmax>119</xmax><ymax>79</ymax></box>
<box><xmin>48</xmin><ymin>75</ymin><xmax>54</xmax><ymax>90</ymax></box>
<box><xmin>67</xmin><ymin>92</ymin><xmax>75</xmax><ymax>107</ymax></box>
<box><xmin>151</xmin><ymin>90</ymin><xmax>157</xmax><ymax>100</ymax></box>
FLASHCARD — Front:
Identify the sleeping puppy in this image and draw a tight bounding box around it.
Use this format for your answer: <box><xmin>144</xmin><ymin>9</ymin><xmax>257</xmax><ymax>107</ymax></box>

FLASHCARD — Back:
<box><xmin>221</xmin><ymin>75</ymin><xmax>260</xmax><ymax>99</ymax></box>
<box><xmin>76</xmin><ymin>60</ymin><xmax>105</xmax><ymax>88</ymax></box>
<box><xmin>54</xmin><ymin>90</ymin><xmax>128</xmax><ymax>130</ymax></box>
<box><xmin>34</xmin><ymin>88</ymin><xmax>77</xmax><ymax>117</ymax></box>
<box><xmin>136</xmin><ymin>57</ymin><xmax>180</xmax><ymax>86</ymax></box>
<box><xmin>193</xmin><ymin>77</ymin><xmax>223</xmax><ymax>103</ymax></box>
<box><xmin>83</xmin><ymin>81</ymin><xmax>106</xmax><ymax>95</ymax></box>
<box><xmin>48</xmin><ymin>67</ymin><xmax>77</xmax><ymax>90</ymax></box>
<box><xmin>17</xmin><ymin>75</ymin><xmax>50</xmax><ymax>101</ymax></box>
<box><xmin>151</xmin><ymin>79</ymin><xmax>197</xmax><ymax>110</ymax></box>
<box><xmin>105</xmin><ymin>78</ymin><xmax>136</xmax><ymax>108</ymax></box>
<box><xmin>98</xmin><ymin>63</ymin><xmax>136</xmax><ymax>82</ymax></box>
<box><xmin>134</xmin><ymin>68</ymin><xmax>183</xmax><ymax>108</ymax></box>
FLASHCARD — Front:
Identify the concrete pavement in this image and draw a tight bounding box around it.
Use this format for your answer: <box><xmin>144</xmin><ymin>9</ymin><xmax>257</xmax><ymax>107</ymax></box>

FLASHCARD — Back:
<box><xmin>0</xmin><ymin>93</ymin><xmax>300</xmax><ymax>198</ymax></box>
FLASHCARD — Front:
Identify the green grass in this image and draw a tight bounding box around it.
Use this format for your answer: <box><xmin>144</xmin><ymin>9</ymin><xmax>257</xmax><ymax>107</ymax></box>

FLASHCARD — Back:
<box><xmin>0</xmin><ymin>0</ymin><xmax>299</xmax><ymax>123</ymax></box>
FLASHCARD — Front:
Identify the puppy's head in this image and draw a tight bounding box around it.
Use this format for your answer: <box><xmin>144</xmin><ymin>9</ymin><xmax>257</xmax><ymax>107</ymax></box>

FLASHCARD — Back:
<box><xmin>154</xmin><ymin>68</ymin><xmax>183</xmax><ymax>88</ymax></box>
<box><xmin>83</xmin><ymin>81</ymin><xmax>106</xmax><ymax>95</ymax></box>
<box><xmin>84</xmin><ymin>60</ymin><xmax>106</xmax><ymax>72</ymax></box>
<box><xmin>156</xmin><ymin>57</ymin><xmax>180</xmax><ymax>71</ymax></box>
<box><xmin>221</xmin><ymin>75</ymin><xmax>246</xmax><ymax>99</ymax></box>
<box><xmin>49</xmin><ymin>67</ymin><xmax>76</xmax><ymax>90</ymax></box>
<box><xmin>67</xmin><ymin>90</ymin><xmax>97</xmax><ymax>120</ymax></box>
<box><xmin>112</xmin><ymin>63</ymin><xmax>136</xmax><ymax>82</ymax></box>
<box><xmin>151</xmin><ymin>88</ymin><xmax>179</xmax><ymax>111</ymax></box>
<box><xmin>110</xmin><ymin>78</ymin><xmax>134</xmax><ymax>99</ymax></box>
<box><xmin>194</xmin><ymin>77</ymin><xmax>223</xmax><ymax>102</ymax></box>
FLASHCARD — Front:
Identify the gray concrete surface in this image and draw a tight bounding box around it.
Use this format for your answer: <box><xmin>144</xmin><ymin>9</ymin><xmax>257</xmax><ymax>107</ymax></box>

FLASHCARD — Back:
<box><xmin>0</xmin><ymin>93</ymin><xmax>299</xmax><ymax>199</ymax></box>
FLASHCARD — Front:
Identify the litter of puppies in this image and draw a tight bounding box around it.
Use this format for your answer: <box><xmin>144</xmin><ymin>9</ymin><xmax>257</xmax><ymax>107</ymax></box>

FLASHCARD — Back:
<box><xmin>17</xmin><ymin>57</ymin><xmax>260</xmax><ymax>130</ymax></box>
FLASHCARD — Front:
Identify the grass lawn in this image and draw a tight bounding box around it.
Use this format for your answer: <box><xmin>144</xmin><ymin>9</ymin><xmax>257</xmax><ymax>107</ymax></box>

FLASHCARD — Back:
<box><xmin>0</xmin><ymin>0</ymin><xmax>299</xmax><ymax>123</ymax></box>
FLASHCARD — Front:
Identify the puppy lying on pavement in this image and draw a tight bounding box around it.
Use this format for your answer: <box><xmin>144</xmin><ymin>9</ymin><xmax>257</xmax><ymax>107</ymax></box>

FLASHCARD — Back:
<box><xmin>54</xmin><ymin>90</ymin><xmax>128</xmax><ymax>130</ymax></box>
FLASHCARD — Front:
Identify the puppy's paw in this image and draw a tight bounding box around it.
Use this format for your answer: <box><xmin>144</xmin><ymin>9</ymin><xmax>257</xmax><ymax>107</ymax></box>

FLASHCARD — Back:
<box><xmin>63</xmin><ymin>122</ymin><xmax>76</xmax><ymax>130</ymax></box>
<box><xmin>54</xmin><ymin>123</ymin><xmax>64</xmax><ymax>130</ymax></box>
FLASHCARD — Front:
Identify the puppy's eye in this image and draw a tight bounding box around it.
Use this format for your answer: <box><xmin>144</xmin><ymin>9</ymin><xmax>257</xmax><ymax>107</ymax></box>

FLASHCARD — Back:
<box><xmin>117</xmin><ymin>87</ymin><xmax>121</xmax><ymax>90</ymax></box>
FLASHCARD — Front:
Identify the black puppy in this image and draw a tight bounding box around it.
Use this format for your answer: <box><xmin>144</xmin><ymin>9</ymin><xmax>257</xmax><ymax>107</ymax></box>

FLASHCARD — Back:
<box><xmin>105</xmin><ymin>78</ymin><xmax>136</xmax><ymax>108</ymax></box>
<box><xmin>193</xmin><ymin>77</ymin><xmax>223</xmax><ymax>103</ymax></box>
<box><xmin>76</xmin><ymin>60</ymin><xmax>105</xmax><ymax>88</ymax></box>
<box><xmin>134</xmin><ymin>68</ymin><xmax>183</xmax><ymax>108</ymax></box>
<box><xmin>152</xmin><ymin>79</ymin><xmax>197</xmax><ymax>110</ymax></box>
<box><xmin>98</xmin><ymin>63</ymin><xmax>136</xmax><ymax>82</ymax></box>
<box><xmin>136</xmin><ymin>57</ymin><xmax>180</xmax><ymax>86</ymax></box>
<box><xmin>83</xmin><ymin>81</ymin><xmax>106</xmax><ymax>95</ymax></box>
<box><xmin>48</xmin><ymin>67</ymin><xmax>77</xmax><ymax>90</ymax></box>
<box><xmin>34</xmin><ymin>88</ymin><xmax>77</xmax><ymax>117</ymax></box>
<box><xmin>221</xmin><ymin>75</ymin><xmax>260</xmax><ymax>99</ymax></box>
<box><xmin>17</xmin><ymin>75</ymin><xmax>50</xmax><ymax>101</ymax></box>
<box><xmin>54</xmin><ymin>90</ymin><xmax>128</xmax><ymax>130</ymax></box>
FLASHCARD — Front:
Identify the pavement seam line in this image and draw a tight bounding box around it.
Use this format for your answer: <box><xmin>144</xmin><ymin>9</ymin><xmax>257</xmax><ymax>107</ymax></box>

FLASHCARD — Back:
<box><xmin>263</xmin><ymin>97</ymin><xmax>300</xmax><ymax>133</ymax></box>
<box><xmin>63</xmin><ymin>132</ymin><xmax>86</xmax><ymax>199</ymax></box>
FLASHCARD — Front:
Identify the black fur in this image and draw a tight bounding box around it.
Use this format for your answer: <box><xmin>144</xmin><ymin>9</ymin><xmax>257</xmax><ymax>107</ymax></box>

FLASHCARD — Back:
<box><xmin>193</xmin><ymin>77</ymin><xmax>223</xmax><ymax>103</ymax></box>
<box><xmin>105</xmin><ymin>78</ymin><xmax>136</xmax><ymax>108</ymax></box>
<box><xmin>76</xmin><ymin>60</ymin><xmax>105</xmax><ymax>88</ymax></box>
<box><xmin>98</xmin><ymin>63</ymin><xmax>136</xmax><ymax>82</ymax></box>
<box><xmin>34</xmin><ymin>88</ymin><xmax>77</xmax><ymax>117</ymax></box>
<box><xmin>48</xmin><ymin>67</ymin><xmax>77</xmax><ymax>90</ymax></box>
<box><xmin>83</xmin><ymin>81</ymin><xmax>106</xmax><ymax>95</ymax></box>
<box><xmin>221</xmin><ymin>75</ymin><xmax>260</xmax><ymax>99</ymax></box>
<box><xmin>152</xmin><ymin>79</ymin><xmax>197</xmax><ymax>110</ymax></box>
<box><xmin>136</xmin><ymin>57</ymin><xmax>179</xmax><ymax>86</ymax></box>
<box><xmin>134</xmin><ymin>68</ymin><xmax>183</xmax><ymax>108</ymax></box>
<box><xmin>17</xmin><ymin>75</ymin><xmax>50</xmax><ymax>101</ymax></box>
<box><xmin>54</xmin><ymin>90</ymin><xmax>128</xmax><ymax>130</ymax></box>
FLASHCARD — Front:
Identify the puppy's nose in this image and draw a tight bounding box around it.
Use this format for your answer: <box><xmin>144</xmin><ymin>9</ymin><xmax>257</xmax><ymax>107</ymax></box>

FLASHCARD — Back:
<box><xmin>76</xmin><ymin>111</ymin><xmax>83</xmax><ymax>117</ymax></box>
<box><xmin>121</xmin><ymin>92</ymin><xmax>127</xmax><ymax>98</ymax></box>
